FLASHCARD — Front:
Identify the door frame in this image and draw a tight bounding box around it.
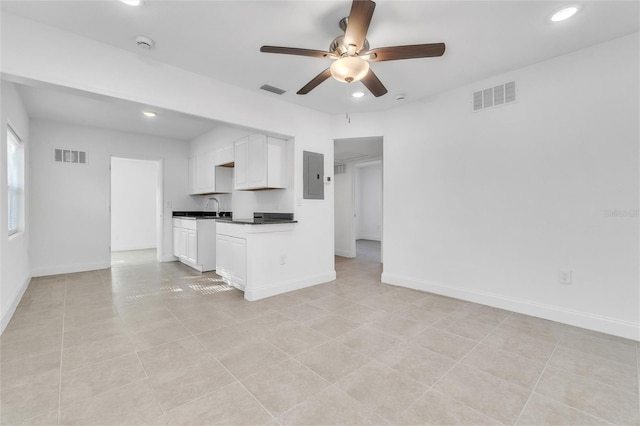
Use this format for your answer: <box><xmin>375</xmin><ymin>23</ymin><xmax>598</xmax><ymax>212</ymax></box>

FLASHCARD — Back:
<box><xmin>354</xmin><ymin>159</ymin><xmax>383</xmax><ymax>262</ymax></box>
<box><xmin>109</xmin><ymin>155</ymin><xmax>164</xmax><ymax>263</ymax></box>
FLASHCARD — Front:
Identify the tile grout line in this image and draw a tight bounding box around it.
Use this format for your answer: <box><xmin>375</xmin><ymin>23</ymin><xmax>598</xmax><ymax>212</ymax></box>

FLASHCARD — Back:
<box><xmin>168</xmin><ymin>335</ymin><xmax>280</xmax><ymax>423</ymax></box>
<box><xmin>391</xmin><ymin>310</ymin><xmax>514</xmax><ymax>425</ymax></box>
<box><xmin>57</xmin><ymin>377</ymin><xmax>153</xmax><ymax>415</ymax></box>
<box><xmin>131</xmin><ymin>349</ymin><xmax>167</xmax><ymax>418</ymax></box>
<box><xmin>135</xmin><ymin>287</ymin><xmax>228</xmax><ymax>419</ymax></box>
<box><xmin>512</xmin><ymin>329</ymin><xmax>638</xmax><ymax>424</ymax></box>
<box><xmin>56</xmin><ymin>277</ymin><xmax>68</xmax><ymax>426</ymax></box>
<box><xmin>512</xmin><ymin>324</ymin><xmax>566</xmax><ymax>425</ymax></box>
<box><xmin>322</xmin><ymin>298</ymin><xmax>431</xmax><ymax>423</ymax></box>
<box><xmin>172</xmin><ymin>305</ymin><xmax>283</xmax><ymax>423</ymax></box>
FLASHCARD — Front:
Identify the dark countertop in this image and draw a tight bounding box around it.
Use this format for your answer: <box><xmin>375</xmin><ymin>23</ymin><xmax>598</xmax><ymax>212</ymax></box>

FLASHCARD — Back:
<box><xmin>172</xmin><ymin>211</ymin><xmax>231</xmax><ymax>219</ymax></box>
<box><xmin>215</xmin><ymin>217</ymin><xmax>298</xmax><ymax>225</ymax></box>
<box><xmin>174</xmin><ymin>211</ymin><xmax>296</xmax><ymax>224</ymax></box>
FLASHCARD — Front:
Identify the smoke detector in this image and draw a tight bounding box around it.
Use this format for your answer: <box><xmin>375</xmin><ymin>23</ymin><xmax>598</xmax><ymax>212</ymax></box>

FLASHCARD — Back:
<box><xmin>136</xmin><ymin>35</ymin><xmax>155</xmax><ymax>50</ymax></box>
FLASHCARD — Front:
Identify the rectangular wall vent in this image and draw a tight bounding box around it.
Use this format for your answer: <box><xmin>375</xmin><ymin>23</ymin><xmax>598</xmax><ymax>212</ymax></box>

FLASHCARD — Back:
<box><xmin>334</xmin><ymin>164</ymin><xmax>346</xmax><ymax>175</ymax></box>
<box><xmin>473</xmin><ymin>81</ymin><xmax>516</xmax><ymax>112</ymax></box>
<box><xmin>54</xmin><ymin>148</ymin><xmax>87</xmax><ymax>164</ymax></box>
<box><xmin>260</xmin><ymin>84</ymin><xmax>286</xmax><ymax>95</ymax></box>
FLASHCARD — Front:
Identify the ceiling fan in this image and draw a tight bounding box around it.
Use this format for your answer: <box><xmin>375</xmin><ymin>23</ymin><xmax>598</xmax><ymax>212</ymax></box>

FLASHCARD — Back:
<box><xmin>260</xmin><ymin>0</ymin><xmax>446</xmax><ymax>97</ymax></box>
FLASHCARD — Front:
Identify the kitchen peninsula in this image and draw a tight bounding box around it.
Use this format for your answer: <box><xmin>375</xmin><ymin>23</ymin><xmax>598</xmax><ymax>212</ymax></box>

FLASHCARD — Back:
<box><xmin>216</xmin><ymin>213</ymin><xmax>298</xmax><ymax>301</ymax></box>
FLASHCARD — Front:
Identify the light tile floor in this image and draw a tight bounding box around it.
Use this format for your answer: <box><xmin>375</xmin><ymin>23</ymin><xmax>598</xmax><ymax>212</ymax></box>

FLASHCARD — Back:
<box><xmin>1</xmin><ymin>245</ymin><xmax>638</xmax><ymax>425</ymax></box>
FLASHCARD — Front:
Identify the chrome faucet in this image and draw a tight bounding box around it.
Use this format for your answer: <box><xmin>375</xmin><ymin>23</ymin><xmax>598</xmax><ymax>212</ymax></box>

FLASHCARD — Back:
<box><xmin>206</xmin><ymin>197</ymin><xmax>220</xmax><ymax>216</ymax></box>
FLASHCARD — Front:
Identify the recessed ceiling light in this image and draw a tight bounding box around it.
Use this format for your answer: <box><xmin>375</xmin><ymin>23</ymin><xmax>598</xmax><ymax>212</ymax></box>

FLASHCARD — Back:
<box><xmin>395</xmin><ymin>94</ymin><xmax>407</xmax><ymax>101</ymax></box>
<box><xmin>121</xmin><ymin>0</ymin><xmax>142</xmax><ymax>6</ymax></box>
<box><xmin>142</xmin><ymin>111</ymin><xmax>157</xmax><ymax>118</ymax></box>
<box><xmin>550</xmin><ymin>6</ymin><xmax>579</xmax><ymax>22</ymax></box>
<box><xmin>352</xmin><ymin>91</ymin><xmax>365</xmax><ymax>98</ymax></box>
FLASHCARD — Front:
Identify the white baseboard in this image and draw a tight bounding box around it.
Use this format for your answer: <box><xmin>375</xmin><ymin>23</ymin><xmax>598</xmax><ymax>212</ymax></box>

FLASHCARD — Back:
<box><xmin>1</xmin><ymin>275</ymin><xmax>31</xmax><ymax>335</ymax></box>
<box><xmin>160</xmin><ymin>255</ymin><xmax>178</xmax><ymax>263</ymax></box>
<box><xmin>244</xmin><ymin>271</ymin><xmax>337</xmax><ymax>301</ymax></box>
<box><xmin>335</xmin><ymin>249</ymin><xmax>355</xmax><ymax>258</ymax></box>
<box><xmin>31</xmin><ymin>261</ymin><xmax>111</xmax><ymax>277</ymax></box>
<box><xmin>381</xmin><ymin>272</ymin><xmax>640</xmax><ymax>342</ymax></box>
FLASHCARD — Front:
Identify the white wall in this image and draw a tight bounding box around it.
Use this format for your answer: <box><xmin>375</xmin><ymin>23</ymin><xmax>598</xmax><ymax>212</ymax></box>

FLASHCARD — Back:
<box><xmin>334</xmin><ymin>162</ymin><xmax>355</xmax><ymax>257</ymax></box>
<box><xmin>29</xmin><ymin>120</ymin><xmax>199</xmax><ymax>276</ymax></box>
<box><xmin>110</xmin><ymin>157</ymin><xmax>158</xmax><ymax>252</ymax></box>
<box><xmin>356</xmin><ymin>162</ymin><xmax>382</xmax><ymax>241</ymax></box>
<box><xmin>3</xmin><ymin>13</ymin><xmax>336</xmax><ymax>289</ymax></box>
<box><xmin>0</xmin><ymin>81</ymin><xmax>30</xmax><ymax>333</ymax></box>
<box><xmin>373</xmin><ymin>34</ymin><xmax>638</xmax><ymax>339</ymax></box>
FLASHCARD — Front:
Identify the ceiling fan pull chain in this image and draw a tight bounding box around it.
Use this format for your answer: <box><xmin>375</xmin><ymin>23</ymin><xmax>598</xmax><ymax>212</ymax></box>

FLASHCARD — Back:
<box><xmin>345</xmin><ymin>83</ymin><xmax>352</xmax><ymax>124</ymax></box>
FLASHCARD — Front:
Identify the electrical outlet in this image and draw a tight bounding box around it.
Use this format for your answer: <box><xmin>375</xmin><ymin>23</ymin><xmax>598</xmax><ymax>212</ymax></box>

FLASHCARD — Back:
<box><xmin>559</xmin><ymin>269</ymin><xmax>572</xmax><ymax>284</ymax></box>
<box><xmin>280</xmin><ymin>255</ymin><xmax>286</xmax><ymax>265</ymax></box>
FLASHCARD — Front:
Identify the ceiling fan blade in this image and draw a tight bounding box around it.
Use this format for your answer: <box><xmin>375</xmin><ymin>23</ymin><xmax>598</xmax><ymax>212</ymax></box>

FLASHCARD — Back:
<box><xmin>260</xmin><ymin>46</ymin><xmax>337</xmax><ymax>59</ymax></box>
<box><xmin>361</xmin><ymin>69</ymin><xmax>387</xmax><ymax>97</ymax></box>
<box><xmin>366</xmin><ymin>43</ymin><xmax>446</xmax><ymax>62</ymax></box>
<box><xmin>297</xmin><ymin>68</ymin><xmax>332</xmax><ymax>95</ymax></box>
<box><xmin>344</xmin><ymin>0</ymin><xmax>376</xmax><ymax>52</ymax></box>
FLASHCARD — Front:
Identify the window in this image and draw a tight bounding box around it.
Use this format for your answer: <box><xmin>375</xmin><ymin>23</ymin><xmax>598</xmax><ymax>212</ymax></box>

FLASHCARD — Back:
<box><xmin>7</xmin><ymin>125</ymin><xmax>23</xmax><ymax>236</ymax></box>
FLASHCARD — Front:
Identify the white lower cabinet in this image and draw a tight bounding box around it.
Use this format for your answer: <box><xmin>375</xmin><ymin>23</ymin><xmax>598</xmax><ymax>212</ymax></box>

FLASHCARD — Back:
<box><xmin>216</xmin><ymin>221</ymin><xmax>296</xmax><ymax>300</ymax></box>
<box><xmin>216</xmin><ymin>233</ymin><xmax>246</xmax><ymax>290</ymax></box>
<box><xmin>172</xmin><ymin>218</ymin><xmax>216</xmax><ymax>272</ymax></box>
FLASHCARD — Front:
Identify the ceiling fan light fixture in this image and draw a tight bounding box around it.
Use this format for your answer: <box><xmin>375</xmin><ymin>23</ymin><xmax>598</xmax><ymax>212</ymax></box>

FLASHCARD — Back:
<box><xmin>121</xmin><ymin>0</ymin><xmax>142</xmax><ymax>6</ymax></box>
<box><xmin>330</xmin><ymin>56</ymin><xmax>370</xmax><ymax>83</ymax></box>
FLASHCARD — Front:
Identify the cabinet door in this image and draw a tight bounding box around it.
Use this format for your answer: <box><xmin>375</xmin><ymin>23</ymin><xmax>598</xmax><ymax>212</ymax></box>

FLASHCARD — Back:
<box><xmin>248</xmin><ymin>134</ymin><xmax>267</xmax><ymax>188</ymax></box>
<box><xmin>195</xmin><ymin>151</ymin><xmax>215</xmax><ymax>193</ymax></box>
<box><xmin>215</xmin><ymin>234</ymin><xmax>246</xmax><ymax>290</ymax></box>
<box><xmin>216</xmin><ymin>234</ymin><xmax>230</xmax><ymax>277</ymax></box>
<box><xmin>228</xmin><ymin>236</ymin><xmax>246</xmax><ymax>289</ymax></box>
<box><xmin>267</xmin><ymin>137</ymin><xmax>285</xmax><ymax>188</ymax></box>
<box><xmin>188</xmin><ymin>157</ymin><xmax>197</xmax><ymax>195</ymax></box>
<box><xmin>214</xmin><ymin>145</ymin><xmax>234</xmax><ymax>166</ymax></box>
<box><xmin>173</xmin><ymin>226</ymin><xmax>181</xmax><ymax>257</ymax></box>
<box><xmin>186</xmin><ymin>230</ymin><xmax>198</xmax><ymax>264</ymax></box>
<box><xmin>180</xmin><ymin>229</ymin><xmax>189</xmax><ymax>259</ymax></box>
<box><xmin>234</xmin><ymin>137</ymin><xmax>249</xmax><ymax>189</ymax></box>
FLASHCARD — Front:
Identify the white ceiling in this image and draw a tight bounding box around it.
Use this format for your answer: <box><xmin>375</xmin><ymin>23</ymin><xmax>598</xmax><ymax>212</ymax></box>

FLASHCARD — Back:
<box><xmin>3</xmin><ymin>0</ymin><xmax>638</xmax><ymax>116</ymax></box>
<box><xmin>335</xmin><ymin>136</ymin><xmax>383</xmax><ymax>163</ymax></box>
<box><xmin>15</xmin><ymin>83</ymin><xmax>218</xmax><ymax>141</ymax></box>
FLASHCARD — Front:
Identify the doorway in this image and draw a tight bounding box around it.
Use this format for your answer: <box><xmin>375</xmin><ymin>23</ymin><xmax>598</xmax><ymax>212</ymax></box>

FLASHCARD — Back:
<box><xmin>333</xmin><ymin>136</ymin><xmax>383</xmax><ymax>263</ymax></box>
<box><xmin>354</xmin><ymin>161</ymin><xmax>382</xmax><ymax>263</ymax></box>
<box><xmin>110</xmin><ymin>157</ymin><xmax>162</xmax><ymax>265</ymax></box>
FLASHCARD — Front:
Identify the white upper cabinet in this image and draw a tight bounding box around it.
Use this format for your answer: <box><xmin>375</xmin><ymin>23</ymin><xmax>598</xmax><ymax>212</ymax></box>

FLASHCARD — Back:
<box><xmin>189</xmin><ymin>150</ymin><xmax>233</xmax><ymax>195</ymax></box>
<box><xmin>195</xmin><ymin>150</ymin><xmax>215</xmax><ymax>193</ymax></box>
<box><xmin>234</xmin><ymin>134</ymin><xmax>286</xmax><ymax>190</ymax></box>
<box><xmin>188</xmin><ymin>157</ymin><xmax>197</xmax><ymax>195</ymax></box>
<box><xmin>214</xmin><ymin>145</ymin><xmax>234</xmax><ymax>166</ymax></box>
<box><xmin>234</xmin><ymin>137</ymin><xmax>250</xmax><ymax>190</ymax></box>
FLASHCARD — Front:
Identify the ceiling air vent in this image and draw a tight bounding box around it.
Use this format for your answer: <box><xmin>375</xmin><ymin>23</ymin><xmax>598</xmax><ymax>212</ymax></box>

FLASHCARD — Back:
<box><xmin>54</xmin><ymin>148</ymin><xmax>87</xmax><ymax>164</ymax></box>
<box><xmin>260</xmin><ymin>84</ymin><xmax>286</xmax><ymax>95</ymax></box>
<box><xmin>473</xmin><ymin>81</ymin><xmax>516</xmax><ymax>112</ymax></box>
